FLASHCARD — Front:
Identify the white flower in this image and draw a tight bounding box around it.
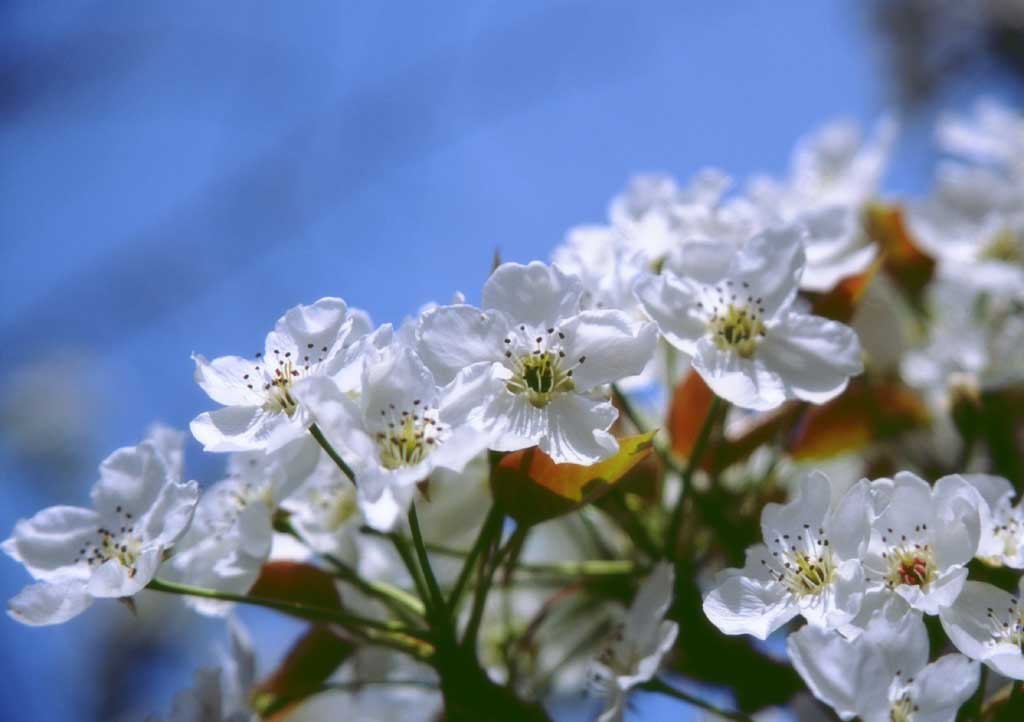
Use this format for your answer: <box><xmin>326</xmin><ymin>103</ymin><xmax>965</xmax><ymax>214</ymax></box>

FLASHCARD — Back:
<box><xmin>788</xmin><ymin>602</ymin><xmax>980</xmax><ymax>722</ymax></box>
<box><xmin>280</xmin><ymin>453</ymin><xmax>362</xmax><ymax>562</ymax></box>
<box><xmin>963</xmin><ymin>474</ymin><xmax>1024</xmax><ymax>568</ymax></box>
<box><xmin>190</xmin><ymin>298</ymin><xmax>386</xmax><ymax>453</ymax></box>
<box><xmin>590</xmin><ymin>562</ymin><xmax>678</xmax><ymax>722</ymax></box>
<box><xmin>163</xmin><ymin>436</ymin><xmax>318</xmax><ymax>615</ymax></box>
<box><xmin>552</xmin><ymin>225</ymin><xmax>647</xmax><ymax>315</ymax></box>
<box><xmin>939</xmin><ymin>98</ymin><xmax>1024</xmax><ymax>181</ymax></box>
<box><xmin>636</xmin><ymin>227</ymin><xmax>863</xmax><ymax>411</ymax></box>
<box><xmin>703</xmin><ymin>471</ymin><xmax>870</xmax><ymax>639</ymax></box>
<box><xmin>2</xmin><ymin>435</ymin><xmax>199</xmax><ymax>625</ymax></box>
<box><xmin>147</xmin><ymin>617</ymin><xmax>257</xmax><ymax>722</ymax></box>
<box><xmin>861</xmin><ymin>472</ymin><xmax>982</xmax><ymax>616</ymax></box>
<box><xmin>293</xmin><ymin>345</ymin><xmax>489</xmax><ymax>530</ymax></box>
<box><xmin>747</xmin><ymin>118</ymin><xmax>896</xmax><ymax>292</ymax></box>
<box><xmin>417</xmin><ymin>261</ymin><xmax>657</xmax><ymax>464</ymax></box>
<box><xmin>940</xmin><ymin>576</ymin><xmax>1024</xmax><ymax>680</ymax></box>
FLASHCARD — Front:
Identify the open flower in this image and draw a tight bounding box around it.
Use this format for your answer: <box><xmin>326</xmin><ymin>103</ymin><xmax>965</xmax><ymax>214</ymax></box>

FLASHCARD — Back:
<box><xmin>293</xmin><ymin>345</ymin><xmax>489</xmax><ymax>530</ymax></box>
<box><xmin>589</xmin><ymin>562</ymin><xmax>678</xmax><ymax>722</ymax></box>
<box><xmin>417</xmin><ymin>261</ymin><xmax>657</xmax><ymax>464</ymax></box>
<box><xmin>636</xmin><ymin>227</ymin><xmax>862</xmax><ymax>411</ymax></box>
<box><xmin>861</xmin><ymin>472</ymin><xmax>982</xmax><ymax>616</ymax></box>
<box><xmin>190</xmin><ymin>298</ymin><xmax>385</xmax><ymax>453</ymax></box>
<box><xmin>163</xmin><ymin>436</ymin><xmax>318</xmax><ymax>615</ymax></box>
<box><xmin>703</xmin><ymin>471</ymin><xmax>870</xmax><ymax>639</ymax></box>
<box><xmin>3</xmin><ymin>436</ymin><xmax>199</xmax><ymax>625</ymax></box>
<box><xmin>789</xmin><ymin>602</ymin><xmax>979</xmax><ymax>722</ymax></box>
<box><xmin>940</xmin><ymin>576</ymin><xmax>1024</xmax><ymax>680</ymax></box>
<box><xmin>963</xmin><ymin>474</ymin><xmax>1024</xmax><ymax>568</ymax></box>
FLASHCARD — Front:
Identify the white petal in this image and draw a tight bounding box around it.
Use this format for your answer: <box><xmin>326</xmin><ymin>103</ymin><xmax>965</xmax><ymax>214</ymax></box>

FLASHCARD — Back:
<box><xmin>800</xmin><ymin>206</ymin><xmax>877</xmax><ymax>293</ymax></box>
<box><xmin>940</xmin><ymin>581</ymin><xmax>1020</xmax><ymax>672</ymax></box>
<box><xmin>3</xmin><ymin>505</ymin><xmax>100</xmax><ymax>581</ymax></box>
<box><xmin>192</xmin><ymin>353</ymin><xmax>264</xmax><ymax>407</ymax></box>
<box><xmin>539</xmin><ymin>393</ymin><xmax>619</xmax><ymax>465</ymax></box>
<box><xmin>265</xmin><ymin>297</ymin><xmax>353</xmax><ymax>364</ymax></box>
<box><xmin>702</xmin><ymin>549</ymin><xmax>795</xmax><ymax>640</ymax></box>
<box><xmin>482</xmin><ymin>261</ymin><xmax>583</xmax><ymax>328</ymax></box>
<box><xmin>827</xmin><ymin>479</ymin><xmax>871</xmax><ymax>560</ymax></box>
<box><xmin>732</xmin><ymin>226</ymin><xmax>805</xmax><ymax>318</ymax></box>
<box><xmin>88</xmin><ymin>546</ymin><xmax>160</xmax><ymax>597</ymax></box>
<box><xmin>786</xmin><ymin>625</ymin><xmax>887</xmax><ymax>720</ymax></box>
<box><xmin>634</xmin><ymin>271</ymin><xmax>705</xmax><ymax>356</ymax></box>
<box><xmin>910</xmin><ymin>655</ymin><xmax>980</xmax><ymax>722</ymax></box>
<box><xmin>560</xmin><ymin>311</ymin><xmax>657</xmax><ymax>390</ymax></box>
<box><xmin>360</xmin><ymin>347</ymin><xmax>438</xmax><ymax>424</ymax></box>
<box><xmin>761</xmin><ymin>470</ymin><xmax>832</xmax><ymax>543</ymax></box>
<box><xmin>692</xmin><ymin>336</ymin><xmax>786</xmax><ymax>411</ymax></box>
<box><xmin>91</xmin><ymin>443</ymin><xmax>170</xmax><ymax>519</ymax></box>
<box><xmin>190</xmin><ymin>405</ymin><xmax>288</xmax><ymax>453</ymax></box>
<box><xmin>757</xmin><ymin>313</ymin><xmax>862</xmax><ymax>405</ymax></box>
<box><xmin>7</xmin><ymin>579</ymin><xmax>93</xmax><ymax>626</ymax></box>
<box><xmin>417</xmin><ymin>305</ymin><xmax>507</xmax><ymax>384</ymax></box>
<box><xmin>138</xmin><ymin>479</ymin><xmax>199</xmax><ymax>549</ymax></box>
<box><xmin>931</xmin><ymin>474</ymin><xmax>983</xmax><ymax>568</ymax></box>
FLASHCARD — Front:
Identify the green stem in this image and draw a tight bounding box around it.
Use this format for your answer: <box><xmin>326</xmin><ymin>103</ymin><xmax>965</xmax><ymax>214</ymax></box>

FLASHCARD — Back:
<box><xmin>388</xmin><ymin>531</ymin><xmax>433</xmax><ymax>617</ymax></box>
<box><xmin>278</xmin><ymin>519</ymin><xmax>424</xmax><ymax>620</ymax></box>
<box><xmin>462</xmin><ymin>527</ymin><xmax>519</xmax><ymax>651</ymax></box>
<box><xmin>641</xmin><ymin>677</ymin><xmax>756</xmax><ymax>722</ymax></box>
<box><xmin>447</xmin><ymin>505</ymin><xmax>504</xmax><ymax>615</ymax></box>
<box><xmin>308</xmin><ymin>423</ymin><xmax>357</xmax><ymax>485</ymax></box>
<box><xmin>665</xmin><ymin>396</ymin><xmax>724</xmax><ymax>560</ymax></box>
<box><xmin>407</xmin><ymin>503</ymin><xmax>449</xmax><ymax>633</ymax></box>
<box><xmin>146</xmin><ymin>578</ymin><xmax>430</xmax><ymax>650</ymax></box>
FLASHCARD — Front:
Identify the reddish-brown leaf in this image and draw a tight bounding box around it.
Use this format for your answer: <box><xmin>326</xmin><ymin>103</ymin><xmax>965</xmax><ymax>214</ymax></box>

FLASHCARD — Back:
<box><xmin>251</xmin><ymin>561</ymin><xmax>341</xmax><ymax>611</ymax></box>
<box><xmin>863</xmin><ymin>202</ymin><xmax>935</xmax><ymax>301</ymax></box>
<box><xmin>668</xmin><ymin>371</ymin><xmax>715</xmax><ymax>458</ymax></box>
<box><xmin>806</xmin><ymin>255</ymin><xmax>883</xmax><ymax>323</ymax></box>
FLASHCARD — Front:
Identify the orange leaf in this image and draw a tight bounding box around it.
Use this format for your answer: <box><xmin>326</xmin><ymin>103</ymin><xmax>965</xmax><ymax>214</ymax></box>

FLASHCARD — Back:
<box><xmin>863</xmin><ymin>202</ymin><xmax>935</xmax><ymax>301</ymax></box>
<box><xmin>806</xmin><ymin>255</ymin><xmax>883</xmax><ymax>323</ymax></box>
<box><xmin>788</xmin><ymin>379</ymin><xmax>930</xmax><ymax>460</ymax></box>
<box><xmin>254</xmin><ymin>624</ymin><xmax>355</xmax><ymax>719</ymax></box>
<box><xmin>251</xmin><ymin>561</ymin><xmax>341</xmax><ymax>611</ymax></box>
<box><xmin>491</xmin><ymin>432</ymin><xmax>656</xmax><ymax>525</ymax></box>
<box><xmin>668</xmin><ymin>371</ymin><xmax>715</xmax><ymax>458</ymax></box>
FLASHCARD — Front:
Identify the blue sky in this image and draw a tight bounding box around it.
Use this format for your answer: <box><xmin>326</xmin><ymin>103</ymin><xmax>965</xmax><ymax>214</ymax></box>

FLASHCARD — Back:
<box><xmin>1</xmin><ymin>2</ymin><xmax>1021</xmax><ymax>720</ymax></box>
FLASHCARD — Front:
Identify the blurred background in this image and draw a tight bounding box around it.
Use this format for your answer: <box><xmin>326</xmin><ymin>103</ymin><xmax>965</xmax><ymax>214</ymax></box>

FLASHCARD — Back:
<box><xmin>1</xmin><ymin>1</ymin><xmax>1023</xmax><ymax>720</ymax></box>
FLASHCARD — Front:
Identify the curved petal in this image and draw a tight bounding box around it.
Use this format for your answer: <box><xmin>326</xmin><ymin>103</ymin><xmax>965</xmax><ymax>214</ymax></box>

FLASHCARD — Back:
<box><xmin>539</xmin><ymin>393</ymin><xmax>619</xmax><ymax>465</ymax></box>
<box><xmin>360</xmin><ymin>347</ymin><xmax>439</xmax><ymax>425</ymax></box>
<box><xmin>192</xmin><ymin>353</ymin><xmax>264</xmax><ymax>407</ymax></box>
<box><xmin>91</xmin><ymin>442</ymin><xmax>170</xmax><ymax>518</ymax></box>
<box><xmin>939</xmin><ymin>581</ymin><xmax>1016</xmax><ymax>664</ymax></box>
<box><xmin>733</xmin><ymin>226</ymin><xmax>805</xmax><ymax>319</ymax></box>
<box><xmin>417</xmin><ymin>305</ymin><xmax>507</xmax><ymax>384</ymax></box>
<box><xmin>692</xmin><ymin>336</ymin><xmax>786</xmax><ymax>411</ymax></box>
<box><xmin>139</xmin><ymin>479</ymin><xmax>199</xmax><ymax>549</ymax></box>
<box><xmin>482</xmin><ymin>261</ymin><xmax>583</xmax><ymax>327</ymax></box>
<box><xmin>761</xmin><ymin>470</ymin><xmax>832</xmax><ymax>542</ymax></box>
<box><xmin>3</xmin><ymin>506</ymin><xmax>101</xmax><ymax>581</ymax></box>
<box><xmin>560</xmin><ymin>311</ymin><xmax>657</xmax><ymax>391</ymax></box>
<box><xmin>910</xmin><ymin>655</ymin><xmax>979</xmax><ymax>722</ymax></box>
<box><xmin>828</xmin><ymin>479</ymin><xmax>872</xmax><ymax>560</ymax></box>
<box><xmin>190</xmin><ymin>406</ymin><xmax>286</xmax><ymax>453</ymax></box>
<box><xmin>758</xmin><ymin>313</ymin><xmax>862</xmax><ymax>405</ymax></box>
<box><xmin>932</xmin><ymin>474</ymin><xmax>983</xmax><ymax>568</ymax></box>
<box><xmin>88</xmin><ymin>546</ymin><xmax>160</xmax><ymax>597</ymax></box>
<box><xmin>7</xmin><ymin>579</ymin><xmax>93</xmax><ymax>626</ymax></box>
<box><xmin>265</xmin><ymin>297</ymin><xmax>353</xmax><ymax>363</ymax></box>
<box><xmin>634</xmin><ymin>271</ymin><xmax>705</xmax><ymax>356</ymax></box>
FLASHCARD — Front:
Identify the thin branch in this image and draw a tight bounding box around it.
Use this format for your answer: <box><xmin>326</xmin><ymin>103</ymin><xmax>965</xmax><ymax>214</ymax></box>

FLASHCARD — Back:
<box><xmin>308</xmin><ymin>423</ymin><xmax>357</xmax><ymax>485</ymax></box>
<box><xmin>641</xmin><ymin>677</ymin><xmax>756</xmax><ymax>722</ymax></box>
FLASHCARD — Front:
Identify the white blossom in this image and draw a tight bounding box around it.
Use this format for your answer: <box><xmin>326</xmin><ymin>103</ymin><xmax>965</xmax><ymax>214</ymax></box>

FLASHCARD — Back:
<box><xmin>789</xmin><ymin>602</ymin><xmax>979</xmax><ymax>722</ymax></box>
<box><xmin>963</xmin><ymin>474</ymin><xmax>1024</xmax><ymax>568</ymax></box>
<box><xmin>418</xmin><ymin>261</ymin><xmax>657</xmax><ymax>464</ymax></box>
<box><xmin>940</xmin><ymin>576</ymin><xmax>1024</xmax><ymax>680</ymax></box>
<box><xmin>3</xmin><ymin>433</ymin><xmax>199</xmax><ymax>625</ymax></box>
<box><xmin>703</xmin><ymin>471</ymin><xmax>870</xmax><ymax>639</ymax></box>
<box><xmin>860</xmin><ymin>472</ymin><xmax>982</xmax><ymax>616</ymax></box>
<box><xmin>590</xmin><ymin>562</ymin><xmax>678</xmax><ymax>722</ymax></box>
<box><xmin>190</xmin><ymin>298</ymin><xmax>386</xmax><ymax>453</ymax></box>
<box><xmin>636</xmin><ymin>227</ymin><xmax>863</xmax><ymax>410</ymax></box>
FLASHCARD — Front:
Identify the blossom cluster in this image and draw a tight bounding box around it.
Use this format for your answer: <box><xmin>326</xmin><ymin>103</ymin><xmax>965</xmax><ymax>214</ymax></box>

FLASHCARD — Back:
<box><xmin>4</xmin><ymin>99</ymin><xmax>1024</xmax><ymax>722</ymax></box>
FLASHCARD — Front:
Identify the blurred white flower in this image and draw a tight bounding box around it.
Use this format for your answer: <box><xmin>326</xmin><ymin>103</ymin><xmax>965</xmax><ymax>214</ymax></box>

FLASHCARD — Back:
<box><xmin>963</xmin><ymin>474</ymin><xmax>1024</xmax><ymax>568</ymax></box>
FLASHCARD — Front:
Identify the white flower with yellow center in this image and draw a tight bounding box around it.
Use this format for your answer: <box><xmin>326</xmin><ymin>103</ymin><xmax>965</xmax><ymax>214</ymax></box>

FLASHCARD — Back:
<box><xmin>293</xmin><ymin>346</ymin><xmax>489</xmax><ymax>530</ymax></box>
<box><xmin>789</xmin><ymin>603</ymin><xmax>980</xmax><ymax>722</ymax></box>
<box><xmin>190</xmin><ymin>298</ymin><xmax>387</xmax><ymax>453</ymax></box>
<box><xmin>861</xmin><ymin>472</ymin><xmax>983</xmax><ymax>616</ymax></box>
<box><xmin>703</xmin><ymin>471</ymin><xmax>870</xmax><ymax>639</ymax></box>
<box><xmin>940</xmin><ymin>576</ymin><xmax>1024</xmax><ymax>680</ymax></box>
<box><xmin>962</xmin><ymin>474</ymin><xmax>1024</xmax><ymax>568</ymax></box>
<box><xmin>636</xmin><ymin>227</ymin><xmax>863</xmax><ymax>411</ymax></box>
<box><xmin>2</xmin><ymin>435</ymin><xmax>199</xmax><ymax>626</ymax></box>
<box><xmin>417</xmin><ymin>261</ymin><xmax>657</xmax><ymax>464</ymax></box>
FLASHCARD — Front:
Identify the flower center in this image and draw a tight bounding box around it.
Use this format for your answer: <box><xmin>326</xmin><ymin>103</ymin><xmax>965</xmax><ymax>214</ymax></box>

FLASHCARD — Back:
<box><xmin>375</xmin><ymin>400</ymin><xmax>445</xmax><ymax>470</ymax></box>
<box><xmin>761</xmin><ymin>525</ymin><xmax>836</xmax><ymax>599</ymax></box>
<box><xmin>696</xmin><ymin>280</ymin><xmax>767</xmax><ymax>359</ymax></box>
<box><xmin>984</xmin><ymin>599</ymin><xmax>1024</xmax><ymax>650</ymax></box>
<box><xmin>74</xmin><ymin>505</ymin><xmax>142</xmax><ymax>577</ymax></box>
<box><xmin>889</xmin><ymin>691</ymin><xmax>915</xmax><ymax>722</ymax></box>
<box><xmin>979</xmin><ymin>228</ymin><xmax>1022</xmax><ymax>265</ymax></box>
<box><xmin>244</xmin><ymin>345</ymin><xmax>332</xmax><ymax>416</ymax></box>
<box><xmin>879</xmin><ymin>524</ymin><xmax>937</xmax><ymax>590</ymax></box>
<box><xmin>502</xmin><ymin>326</ymin><xmax>583</xmax><ymax>408</ymax></box>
